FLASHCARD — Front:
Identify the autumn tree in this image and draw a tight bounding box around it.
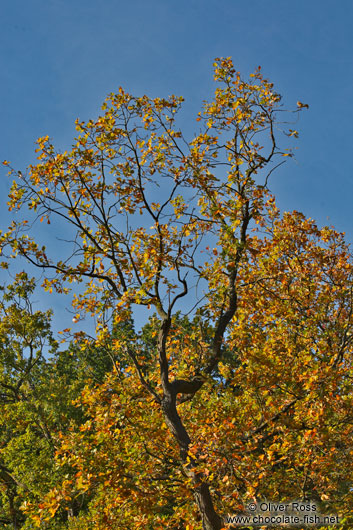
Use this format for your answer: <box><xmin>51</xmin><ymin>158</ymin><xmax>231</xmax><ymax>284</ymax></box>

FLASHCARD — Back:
<box><xmin>1</xmin><ymin>58</ymin><xmax>353</xmax><ymax>529</ymax></box>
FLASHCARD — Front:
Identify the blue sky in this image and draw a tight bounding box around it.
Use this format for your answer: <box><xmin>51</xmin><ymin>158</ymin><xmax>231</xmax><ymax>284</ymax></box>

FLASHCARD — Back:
<box><xmin>1</xmin><ymin>0</ymin><xmax>353</xmax><ymax>329</ymax></box>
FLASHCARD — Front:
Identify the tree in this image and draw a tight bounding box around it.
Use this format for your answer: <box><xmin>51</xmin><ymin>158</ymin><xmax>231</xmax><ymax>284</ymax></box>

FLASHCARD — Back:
<box><xmin>1</xmin><ymin>58</ymin><xmax>353</xmax><ymax>529</ymax></box>
<box><xmin>0</xmin><ymin>272</ymin><xmax>60</xmax><ymax>529</ymax></box>
<box><xmin>0</xmin><ymin>273</ymin><xmax>123</xmax><ymax>529</ymax></box>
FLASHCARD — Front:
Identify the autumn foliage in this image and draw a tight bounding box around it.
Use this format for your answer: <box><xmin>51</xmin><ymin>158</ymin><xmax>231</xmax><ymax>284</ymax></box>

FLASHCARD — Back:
<box><xmin>1</xmin><ymin>58</ymin><xmax>352</xmax><ymax>529</ymax></box>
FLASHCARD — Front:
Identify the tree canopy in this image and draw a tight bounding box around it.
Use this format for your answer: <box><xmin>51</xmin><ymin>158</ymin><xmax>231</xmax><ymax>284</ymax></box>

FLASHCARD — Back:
<box><xmin>1</xmin><ymin>58</ymin><xmax>352</xmax><ymax>529</ymax></box>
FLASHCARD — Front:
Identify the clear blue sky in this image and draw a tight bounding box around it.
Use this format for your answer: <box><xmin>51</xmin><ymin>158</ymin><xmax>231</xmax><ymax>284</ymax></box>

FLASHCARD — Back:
<box><xmin>1</xmin><ymin>0</ymin><xmax>353</xmax><ymax>328</ymax></box>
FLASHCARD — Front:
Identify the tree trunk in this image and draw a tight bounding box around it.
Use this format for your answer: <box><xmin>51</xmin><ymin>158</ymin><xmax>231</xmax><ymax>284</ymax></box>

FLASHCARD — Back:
<box><xmin>161</xmin><ymin>394</ymin><xmax>223</xmax><ymax>530</ymax></box>
<box><xmin>194</xmin><ymin>482</ymin><xmax>223</xmax><ymax>530</ymax></box>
